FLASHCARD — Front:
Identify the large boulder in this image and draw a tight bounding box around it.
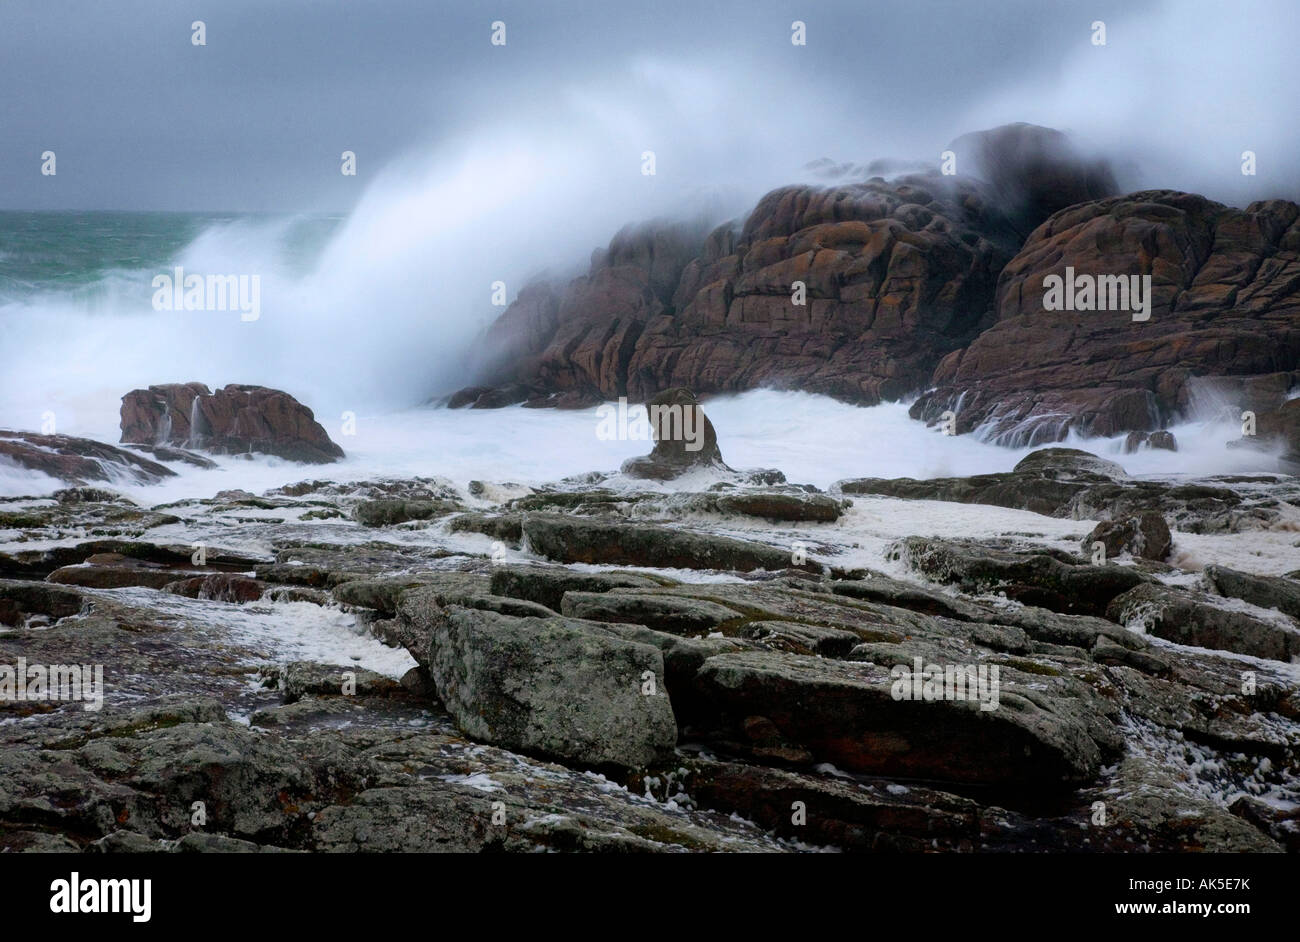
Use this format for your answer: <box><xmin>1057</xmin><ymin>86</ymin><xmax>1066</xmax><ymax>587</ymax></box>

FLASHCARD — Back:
<box><xmin>1012</xmin><ymin>447</ymin><xmax>1127</xmax><ymax>479</ymax></box>
<box><xmin>415</xmin><ymin>605</ymin><xmax>678</xmax><ymax>769</ymax></box>
<box><xmin>912</xmin><ymin>191</ymin><xmax>1300</xmax><ymax>443</ymax></box>
<box><xmin>120</xmin><ymin>383</ymin><xmax>344</xmax><ymax>463</ymax></box>
<box><xmin>1083</xmin><ymin>511</ymin><xmax>1172</xmax><ymax>562</ymax></box>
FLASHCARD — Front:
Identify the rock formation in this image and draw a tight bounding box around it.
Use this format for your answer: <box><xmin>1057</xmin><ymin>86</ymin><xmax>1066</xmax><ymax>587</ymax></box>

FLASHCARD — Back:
<box><xmin>911</xmin><ymin>191</ymin><xmax>1300</xmax><ymax>443</ymax></box>
<box><xmin>120</xmin><ymin>383</ymin><xmax>344</xmax><ymax>463</ymax></box>
<box><xmin>451</xmin><ymin>123</ymin><xmax>1119</xmax><ymax>411</ymax></box>
<box><xmin>450</xmin><ymin>124</ymin><xmax>1300</xmax><ymax>454</ymax></box>
<box><xmin>0</xmin><ymin>430</ymin><xmax>177</xmax><ymax>485</ymax></box>
<box><xmin>619</xmin><ymin>387</ymin><xmax>727</xmax><ymax>480</ymax></box>
<box><xmin>4</xmin><ymin>447</ymin><xmax>1297</xmax><ymax>852</ymax></box>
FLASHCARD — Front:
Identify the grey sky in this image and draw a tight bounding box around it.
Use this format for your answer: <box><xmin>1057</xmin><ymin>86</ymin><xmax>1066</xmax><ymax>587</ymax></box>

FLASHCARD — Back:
<box><xmin>0</xmin><ymin>0</ymin><xmax>1214</xmax><ymax>212</ymax></box>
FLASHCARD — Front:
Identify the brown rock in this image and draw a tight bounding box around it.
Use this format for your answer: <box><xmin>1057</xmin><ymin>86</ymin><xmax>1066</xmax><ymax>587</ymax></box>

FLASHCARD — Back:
<box><xmin>0</xmin><ymin>429</ymin><xmax>177</xmax><ymax>485</ymax></box>
<box><xmin>120</xmin><ymin>383</ymin><xmax>344</xmax><ymax>463</ymax></box>
<box><xmin>1083</xmin><ymin>512</ymin><xmax>1173</xmax><ymax>561</ymax></box>
<box><xmin>162</xmin><ymin>573</ymin><xmax>265</xmax><ymax>603</ymax></box>
<box><xmin>1123</xmin><ymin>430</ymin><xmax>1179</xmax><ymax>453</ymax></box>
<box><xmin>452</xmin><ymin>220</ymin><xmax>709</xmax><ymax>406</ymax></box>
<box><xmin>912</xmin><ymin>191</ymin><xmax>1300</xmax><ymax>443</ymax></box>
<box><xmin>620</xmin><ymin>388</ymin><xmax>727</xmax><ymax>480</ymax></box>
<box><xmin>449</xmin><ymin>149</ymin><xmax>1041</xmax><ymax>408</ymax></box>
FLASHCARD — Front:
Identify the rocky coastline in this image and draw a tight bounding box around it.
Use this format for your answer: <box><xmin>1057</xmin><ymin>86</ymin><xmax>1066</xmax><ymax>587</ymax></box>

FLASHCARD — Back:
<box><xmin>2</xmin><ymin>121</ymin><xmax>1299</xmax><ymax>855</ymax></box>
<box><xmin>448</xmin><ymin>124</ymin><xmax>1300</xmax><ymax>464</ymax></box>
<box><xmin>2</xmin><ymin>385</ymin><xmax>1298</xmax><ymax>853</ymax></box>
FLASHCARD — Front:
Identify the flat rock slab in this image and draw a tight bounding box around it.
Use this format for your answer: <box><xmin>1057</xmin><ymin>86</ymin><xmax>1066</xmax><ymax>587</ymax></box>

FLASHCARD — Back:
<box><xmin>1108</xmin><ymin>583</ymin><xmax>1300</xmax><ymax>663</ymax></box>
<box><xmin>489</xmin><ymin>565</ymin><xmax>665</xmax><ymax>612</ymax></box>
<box><xmin>521</xmin><ymin>513</ymin><xmax>817</xmax><ymax>573</ymax></box>
<box><xmin>1205</xmin><ymin>565</ymin><xmax>1300</xmax><ymax>621</ymax></box>
<box><xmin>352</xmin><ymin>499</ymin><xmax>464</xmax><ymax>527</ymax></box>
<box><xmin>560</xmin><ymin>591</ymin><xmax>740</xmax><ymax>635</ymax></box>
<box><xmin>48</xmin><ymin>562</ymin><xmax>202</xmax><ymax>591</ymax></box>
<box><xmin>692</xmin><ymin>650</ymin><xmax>1113</xmax><ymax>787</ymax></box>
<box><xmin>670</xmin><ymin>491</ymin><xmax>845</xmax><ymax>523</ymax></box>
<box><xmin>256</xmin><ymin>545</ymin><xmax>459</xmax><ymax>588</ymax></box>
<box><xmin>1</xmin><ymin>540</ymin><xmax>265</xmax><ymax>579</ymax></box>
<box><xmin>425</xmin><ymin>606</ymin><xmax>678</xmax><ymax>769</ymax></box>
<box><xmin>891</xmin><ymin>536</ymin><xmax>1146</xmax><ymax>617</ymax></box>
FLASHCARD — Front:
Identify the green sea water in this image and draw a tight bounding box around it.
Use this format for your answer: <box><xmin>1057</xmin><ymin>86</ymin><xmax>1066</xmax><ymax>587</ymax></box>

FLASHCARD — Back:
<box><xmin>0</xmin><ymin>211</ymin><xmax>342</xmax><ymax>304</ymax></box>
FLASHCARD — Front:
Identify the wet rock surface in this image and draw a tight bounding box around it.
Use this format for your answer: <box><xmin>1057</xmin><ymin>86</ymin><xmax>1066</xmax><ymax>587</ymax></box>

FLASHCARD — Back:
<box><xmin>1</xmin><ymin>446</ymin><xmax>1297</xmax><ymax>853</ymax></box>
<box><xmin>839</xmin><ymin>446</ymin><xmax>1300</xmax><ymax>533</ymax></box>
<box><xmin>120</xmin><ymin>382</ymin><xmax>345</xmax><ymax>464</ymax></box>
<box><xmin>451</xmin><ymin>124</ymin><xmax>1106</xmax><ymax>410</ymax></box>
<box><xmin>911</xmin><ymin>191</ymin><xmax>1300</xmax><ymax>444</ymax></box>
<box><xmin>620</xmin><ymin>388</ymin><xmax>729</xmax><ymax>480</ymax></box>
<box><xmin>0</xmin><ymin>429</ymin><xmax>178</xmax><ymax>485</ymax></box>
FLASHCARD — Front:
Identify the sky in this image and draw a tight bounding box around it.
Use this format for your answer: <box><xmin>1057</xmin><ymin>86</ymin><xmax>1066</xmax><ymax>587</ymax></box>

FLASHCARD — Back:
<box><xmin>5</xmin><ymin>0</ymin><xmax>1295</xmax><ymax>213</ymax></box>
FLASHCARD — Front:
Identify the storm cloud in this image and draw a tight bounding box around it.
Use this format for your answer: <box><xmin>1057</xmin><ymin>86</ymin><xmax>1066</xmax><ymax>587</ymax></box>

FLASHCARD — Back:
<box><xmin>5</xmin><ymin>0</ymin><xmax>1294</xmax><ymax>212</ymax></box>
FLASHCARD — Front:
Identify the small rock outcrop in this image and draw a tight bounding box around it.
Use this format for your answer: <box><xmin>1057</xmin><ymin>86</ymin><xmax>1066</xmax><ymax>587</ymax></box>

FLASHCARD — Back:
<box><xmin>1084</xmin><ymin>511</ymin><xmax>1173</xmax><ymax>561</ymax></box>
<box><xmin>1123</xmin><ymin>430</ymin><xmax>1178</xmax><ymax>453</ymax></box>
<box><xmin>620</xmin><ymin>388</ymin><xmax>727</xmax><ymax>480</ymax></box>
<box><xmin>120</xmin><ymin>383</ymin><xmax>344</xmax><ymax>464</ymax></box>
<box><xmin>0</xmin><ymin>429</ymin><xmax>177</xmax><ymax>485</ymax></box>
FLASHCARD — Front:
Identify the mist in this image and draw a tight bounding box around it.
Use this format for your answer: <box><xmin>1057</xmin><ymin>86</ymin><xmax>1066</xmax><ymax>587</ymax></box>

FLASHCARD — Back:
<box><xmin>965</xmin><ymin>0</ymin><xmax>1300</xmax><ymax>204</ymax></box>
<box><xmin>2</xmin><ymin>0</ymin><xmax>1298</xmax><ymax>429</ymax></box>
